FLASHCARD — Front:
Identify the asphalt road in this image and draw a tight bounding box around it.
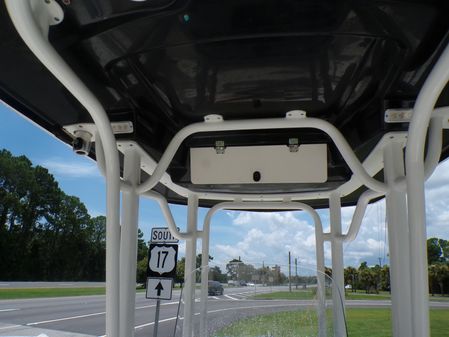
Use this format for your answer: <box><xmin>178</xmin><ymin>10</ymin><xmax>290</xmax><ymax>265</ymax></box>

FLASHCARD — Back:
<box><xmin>1</xmin><ymin>286</ymin><xmax>448</xmax><ymax>337</ymax></box>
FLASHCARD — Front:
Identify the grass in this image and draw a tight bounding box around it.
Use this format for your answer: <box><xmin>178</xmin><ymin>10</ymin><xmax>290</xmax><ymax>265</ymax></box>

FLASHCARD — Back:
<box><xmin>252</xmin><ymin>290</ymin><xmax>316</xmax><ymax>300</ymax></box>
<box><xmin>214</xmin><ymin>309</ymin><xmax>331</xmax><ymax>337</ymax></box>
<box><xmin>346</xmin><ymin>308</ymin><xmax>449</xmax><ymax>337</ymax></box>
<box><xmin>214</xmin><ymin>308</ymin><xmax>449</xmax><ymax>337</ymax></box>
<box><xmin>0</xmin><ymin>287</ymin><xmax>146</xmax><ymax>300</ymax></box>
<box><xmin>252</xmin><ymin>289</ymin><xmax>449</xmax><ymax>302</ymax></box>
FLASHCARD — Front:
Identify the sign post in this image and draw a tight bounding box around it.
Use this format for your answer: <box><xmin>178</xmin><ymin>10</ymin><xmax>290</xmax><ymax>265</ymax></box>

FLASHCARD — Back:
<box><xmin>146</xmin><ymin>227</ymin><xmax>179</xmax><ymax>337</ymax></box>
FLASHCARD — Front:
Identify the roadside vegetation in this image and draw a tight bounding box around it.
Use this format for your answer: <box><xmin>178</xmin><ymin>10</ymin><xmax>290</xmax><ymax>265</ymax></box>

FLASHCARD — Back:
<box><xmin>0</xmin><ymin>150</ymin><xmax>149</xmax><ymax>282</ymax></box>
<box><xmin>214</xmin><ymin>308</ymin><xmax>449</xmax><ymax>337</ymax></box>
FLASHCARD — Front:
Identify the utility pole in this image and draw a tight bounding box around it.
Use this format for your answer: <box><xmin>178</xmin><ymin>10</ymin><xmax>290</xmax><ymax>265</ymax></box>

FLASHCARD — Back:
<box><xmin>295</xmin><ymin>258</ymin><xmax>298</xmax><ymax>289</ymax></box>
<box><xmin>288</xmin><ymin>251</ymin><xmax>292</xmax><ymax>292</ymax></box>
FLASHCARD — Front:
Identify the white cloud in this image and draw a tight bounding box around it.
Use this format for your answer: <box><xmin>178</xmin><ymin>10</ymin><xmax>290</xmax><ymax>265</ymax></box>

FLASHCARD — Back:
<box><xmin>210</xmin><ymin>211</ymin><xmax>318</xmax><ymax>273</ymax></box>
<box><xmin>39</xmin><ymin>158</ymin><xmax>101</xmax><ymax>178</ymax></box>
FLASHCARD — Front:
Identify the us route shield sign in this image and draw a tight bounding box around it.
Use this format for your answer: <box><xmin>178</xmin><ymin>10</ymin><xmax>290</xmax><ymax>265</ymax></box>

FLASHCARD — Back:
<box><xmin>147</xmin><ymin>243</ymin><xmax>178</xmax><ymax>278</ymax></box>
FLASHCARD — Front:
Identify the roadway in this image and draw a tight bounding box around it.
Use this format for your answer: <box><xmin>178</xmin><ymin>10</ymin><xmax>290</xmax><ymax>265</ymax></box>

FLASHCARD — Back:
<box><xmin>1</xmin><ymin>286</ymin><xmax>448</xmax><ymax>337</ymax></box>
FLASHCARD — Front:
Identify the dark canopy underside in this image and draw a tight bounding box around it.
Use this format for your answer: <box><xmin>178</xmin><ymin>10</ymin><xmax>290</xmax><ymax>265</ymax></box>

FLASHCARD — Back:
<box><xmin>1</xmin><ymin>0</ymin><xmax>448</xmax><ymax>208</ymax></box>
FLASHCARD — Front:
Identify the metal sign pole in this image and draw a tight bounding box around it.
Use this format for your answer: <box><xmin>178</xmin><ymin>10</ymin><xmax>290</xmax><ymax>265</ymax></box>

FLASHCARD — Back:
<box><xmin>146</xmin><ymin>227</ymin><xmax>180</xmax><ymax>337</ymax></box>
<box><xmin>153</xmin><ymin>299</ymin><xmax>161</xmax><ymax>337</ymax></box>
<box><xmin>173</xmin><ymin>285</ymin><xmax>183</xmax><ymax>337</ymax></box>
<box><xmin>288</xmin><ymin>251</ymin><xmax>292</xmax><ymax>292</ymax></box>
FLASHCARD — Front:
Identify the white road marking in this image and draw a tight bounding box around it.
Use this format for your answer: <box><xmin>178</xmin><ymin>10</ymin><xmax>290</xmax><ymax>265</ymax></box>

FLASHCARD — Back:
<box><xmin>224</xmin><ymin>294</ymin><xmax>238</xmax><ymax>300</ymax></box>
<box><xmin>98</xmin><ymin>303</ymin><xmax>301</xmax><ymax>336</ymax></box>
<box><xmin>27</xmin><ymin>311</ymin><xmax>106</xmax><ymax>325</ymax></box>
<box><xmin>211</xmin><ymin>296</ymin><xmax>219</xmax><ymax>300</ymax></box>
<box><xmin>26</xmin><ymin>301</ymin><xmax>180</xmax><ymax>326</ymax></box>
<box><xmin>98</xmin><ymin>316</ymin><xmax>184</xmax><ymax>336</ymax></box>
<box><xmin>0</xmin><ymin>283</ymin><xmax>10</xmax><ymax>286</ymax></box>
<box><xmin>0</xmin><ymin>308</ymin><xmax>19</xmax><ymax>312</ymax></box>
<box><xmin>135</xmin><ymin>301</ymin><xmax>178</xmax><ymax>310</ymax></box>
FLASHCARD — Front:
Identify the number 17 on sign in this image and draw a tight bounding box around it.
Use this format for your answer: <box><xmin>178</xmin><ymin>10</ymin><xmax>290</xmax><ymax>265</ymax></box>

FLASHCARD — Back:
<box><xmin>147</xmin><ymin>244</ymin><xmax>178</xmax><ymax>278</ymax></box>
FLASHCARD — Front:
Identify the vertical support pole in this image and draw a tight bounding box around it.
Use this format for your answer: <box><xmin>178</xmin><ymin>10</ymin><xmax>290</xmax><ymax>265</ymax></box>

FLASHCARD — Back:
<box><xmin>315</xmin><ymin>230</ymin><xmax>327</xmax><ymax>337</ymax></box>
<box><xmin>295</xmin><ymin>258</ymin><xmax>298</xmax><ymax>289</ymax></box>
<box><xmin>330</xmin><ymin>193</ymin><xmax>346</xmax><ymax>337</ymax></box>
<box><xmin>153</xmin><ymin>300</ymin><xmax>161</xmax><ymax>337</ymax></box>
<box><xmin>199</xmin><ymin>221</ymin><xmax>210</xmax><ymax>337</ymax></box>
<box><xmin>383</xmin><ymin>141</ymin><xmax>413</xmax><ymax>337</ymax></box>
<box><xmin>406</xmin><ymin>160</ymin><xmax>430</xmax><ymax>337</ymax></box>
<box><xmin>119</xmin><ymin>148</ymin><xmax>141</xmax><ymax>337</ymax></box>
<box><xmin>288</xmin><ymin>251</ymin><xmax>292</xmax><ymax>292</ymax></box>
<box><xmin>182</xmin><ymin>195</ymin><xmax>198</xmax><ymax>337</ymax></box>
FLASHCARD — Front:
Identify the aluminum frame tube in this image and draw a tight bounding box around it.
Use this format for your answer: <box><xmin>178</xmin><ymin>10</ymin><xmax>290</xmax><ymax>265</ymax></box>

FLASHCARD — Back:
<box><xmin>199</xmin><ymin>220</ymin><xmax>210</xmax><ymax>337</ymax></box>
<box><xmin>136</xmin><ymin>115</ymin><xmax>388</xmax><ymax>194</ymax></box>
<box><xmin>4</xmin><ymin>2</ymin><xmax>122</xmax><ymax>336</ymax></box>
<box><xmin>384</xmin><ymin>141</ymin><xmax>412</xmax><ymax>337</ymax></box>
<box><xmin>143</xmin><ymin>190</ymin><xmax>201</xmax><ymax>240</ymax></box>
<box><xmin>342</xmin><ymin>189</ymin><xmax>382</xmax><ymax>243</ymax></box>
<box><xmin>395</xmin><ymin>115</ymin><xmax>444</xmax><ymax>190</ymax></box>
<box><xmin>119</xmin><ymin>148</ymin><xmax>141</xmax><ymax>337</ymax></box>
<box><xmin>342</xmin><ymin>113</ymin><xmax>445</xmax><ymax>244</ymax></box>
<box><xmin>199</xmin><ymin>201</ymin><xmax>328</xmax><ymax>337</ymax></box>
<box><xmin>329</xmin><ymin>194</ymin><xmax>346</xmax><ymax>337</ymax></box>
<box><xmin>182</xmin><ymin>195</ymin><xmax>199</xmax><ymax>337</ymax></box>
<box><xmin>405</xmin><ymin>43</ymin><xmax>449</xmax><ymax>337</ymax></box>
<box><xmin>98</xmin><ymin>113</ymin><xmax>445</xmax><ymax>204</ymax></box>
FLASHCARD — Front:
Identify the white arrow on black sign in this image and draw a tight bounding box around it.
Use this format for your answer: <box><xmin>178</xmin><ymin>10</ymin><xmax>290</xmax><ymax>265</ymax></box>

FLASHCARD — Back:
<box><xmin>146</xmin><ymin>277</ymin><xmax>173</xmax><ymax>300</ymax></box>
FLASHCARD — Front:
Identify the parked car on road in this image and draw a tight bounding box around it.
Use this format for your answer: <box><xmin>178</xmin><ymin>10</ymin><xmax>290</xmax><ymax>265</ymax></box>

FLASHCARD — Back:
<box><xmin>208</xmin><ymin>281</ymin><xmax>224</xmax><ymax>295</ymax></box>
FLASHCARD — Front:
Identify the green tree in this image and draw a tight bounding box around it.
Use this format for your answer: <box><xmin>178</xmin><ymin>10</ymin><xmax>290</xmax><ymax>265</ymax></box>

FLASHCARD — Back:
<box><xmin>176</xmin><ymin>257</ymin><xmax>186</xmax><ymax>284</ymax></box>
<box><xmin>137</xmin><ymin>229</ymin><xmax>148</xmax><ymax>261</ymax></box>
<box><xmin>196</xmin><ymin>254</ymin><xmax>213</xmax><ymax>269</ymax></box>
<box><xmin>429</xmin><ymin>263</ymin><xmax>449</xmax><ymax>296</ymax></box>
<box><xmin>226</xmin><ymin>258</ymin><xmax>243</xmax><ymax>281</ymax></box>
<box><xmin>380</xmin><ymin>265</ymin><xmax>390</xmax><ymax>292</ymax></box>
<box><xmin>137</xmin><ymin>257</ymin><xmax>148</xmax><ymax>285</ymax></box>
<box><xmin>0</xmin><ymin>149</ymin><xmax>109</xmax><ymax>281</ymax></box>
<box><xmin>209</xmin><ymin>266</ymin><xmax>227</xmax><ymax>283</ymax></box>
<box><xmin>344</xmin><ymin>266</ymin><xmax>358</xmax><ymax>292</ymax></box>
<box><xmin>358</xmin><ymin>262</ymin><xmax>378</xmax><ymax>294</ymax></box>
<box><xmin>428</xmin><ymin>238</ymin><xmax>443</xmax><ymax>264</ymax></box>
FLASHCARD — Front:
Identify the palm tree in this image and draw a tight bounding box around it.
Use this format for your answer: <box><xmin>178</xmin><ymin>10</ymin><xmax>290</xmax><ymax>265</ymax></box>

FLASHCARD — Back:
<box><xmin>344</xmin><ymin>266</ymin><xmax>358</xmax><ymax>293</ymax></box>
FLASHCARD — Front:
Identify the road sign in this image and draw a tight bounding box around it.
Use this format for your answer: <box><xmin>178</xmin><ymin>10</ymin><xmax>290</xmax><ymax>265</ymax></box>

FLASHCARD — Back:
<box><xmin>151</xmin><ymin>227</ymin><xmax>179</xmax><ymax>243</ymax></box>
<box><xmin>146</xmin><ymin>277</ymin><xmax>173</xmax><ymax>300</ymax></box>
<box><xmin>147</xmin><ymin>243</ymin><xmax>178</xmax><ymax>278</ymax></box>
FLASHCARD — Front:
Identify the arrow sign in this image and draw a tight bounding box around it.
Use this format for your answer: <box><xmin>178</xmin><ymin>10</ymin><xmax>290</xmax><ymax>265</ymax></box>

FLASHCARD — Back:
<box><xmin>146</xmin><ymin>278</ymin><xmax>173</xmax><ymax>300</ymax></box>
<box><xmin>155</xmin><ymin>282</ymin><xmax>164</xmax><ymax>296</ymax></box>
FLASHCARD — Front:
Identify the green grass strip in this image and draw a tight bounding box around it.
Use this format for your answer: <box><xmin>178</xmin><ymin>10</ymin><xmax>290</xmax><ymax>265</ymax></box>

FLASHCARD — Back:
<box><xmin>252</xmin><ymin>290</ymin><xmax>449</xmax><ymax>302</ymax></box>
<box><xmin>0</xmin><ymin>287</ymin><xmax>146</xmax><ymax>300</ymax></box>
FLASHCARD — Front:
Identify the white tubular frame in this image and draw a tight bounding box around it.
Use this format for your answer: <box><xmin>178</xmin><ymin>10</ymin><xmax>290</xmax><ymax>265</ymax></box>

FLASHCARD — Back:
<box><xmin>405</xmin><ymin>43</ymin><xmax>449</xmax><ymax>337</ymax></box>
<box><xmin>135</xmin><ymin>115</ymin><xmax>388</xmax><ymax>195</ymax></box>
<box><xmin>5</xmin><ymin>2</ymin><xmax>122</xmax><ymax>337</ymax></box>
<box><xmin>6</xmin><ymin>2</ymin><xmax>449</xmax><ymax>337</ymax></box>
<box><xmin>198</xmin><ymin>201</ymin><xmax>328</xmax><ymax>337</ymax></box>
<box><xmin>119</xmin><ymin>148</ymin><xmax>141</xmax><ymax>337</ymax></box>
<box><xmin>329</xmin><ymin>194</ymin><xmax>346</xmax><ymax>337</ymax></box>
<box><xmin>182</xmin><ymin>195</ymin><xmax>199</xmax><ymax>337</ymax></box>
<box><xmin>384</xmin><ymin>141</ymin><xmax>412</xmax><ymax>337</ymax></box>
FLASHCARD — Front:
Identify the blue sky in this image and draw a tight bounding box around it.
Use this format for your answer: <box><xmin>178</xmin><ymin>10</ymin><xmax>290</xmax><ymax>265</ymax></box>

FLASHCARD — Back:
<box><xmin>1</xmin><ymin>102</ymin><xmax>449</xmax><ymax>273</ymax></box>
